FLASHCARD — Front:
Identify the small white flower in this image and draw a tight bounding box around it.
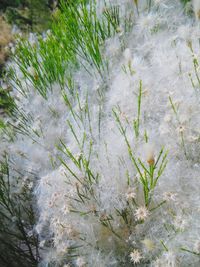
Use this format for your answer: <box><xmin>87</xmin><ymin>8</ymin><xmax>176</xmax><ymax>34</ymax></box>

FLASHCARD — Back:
<box><xmin>126</xmin><ymin>187</ymin><xmax>136</xmax><ymax>200</ymax></box>
<box><xmin>163</xmin><ymin>192</ymin><xmax>177</xmax><ymax>202</ymax></box>
<box><xmin>62</xmin><ymin>204</ymin><xmax>70</xmax><ymax>215</ymax></box>
<box><xmin>27</xmin><ymin>181</ymin><xmax>33</xmax><ymax>189</ymax></box>
<box><xmin>177</xmin><ymin>125</ymin><xmax>185</xmax><ymax>134</ymax></box>
<box><xmin>129</xmin><ymin>249</ymin><xmax>142</xmax><ymax>264</ymax></box>
<box><xmin>134</xmin><ymin>206</ymin><xmax>149</xmax><ymax>221</ymax></box>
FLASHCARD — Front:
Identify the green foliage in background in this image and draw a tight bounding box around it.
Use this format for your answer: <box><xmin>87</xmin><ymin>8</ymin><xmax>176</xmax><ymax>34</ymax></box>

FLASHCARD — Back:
<box><xmin>180</xmin><ymin>0</ymin><xmax>191</xmax><ymax>5</ymax></box>
<box><xmin>2</xmin><ymin>0</ymin><xmax>52</xmax><ymax>32</ymax></box>
<box><xmin>0</xmin><ymin>156</ymin><xmax>40</xmax><ymax>267</ymax></box>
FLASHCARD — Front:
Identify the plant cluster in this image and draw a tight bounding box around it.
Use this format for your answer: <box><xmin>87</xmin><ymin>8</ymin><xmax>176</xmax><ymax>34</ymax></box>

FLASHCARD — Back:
<box><xmin>1</xmin><ymin>0</ymin><xmax>200</xmax><ymax>267</ymax></box>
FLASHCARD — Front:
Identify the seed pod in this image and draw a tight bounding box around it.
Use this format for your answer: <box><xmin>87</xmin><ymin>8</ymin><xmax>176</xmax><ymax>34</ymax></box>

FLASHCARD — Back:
<box><xmin>146</xmin><ymin>145</ymin><xmax>155</xmax><ymax>166</ymax></box>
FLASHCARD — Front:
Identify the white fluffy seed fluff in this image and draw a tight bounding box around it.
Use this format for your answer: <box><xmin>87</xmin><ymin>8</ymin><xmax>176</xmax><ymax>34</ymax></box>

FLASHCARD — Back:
<box><xmin>3</xmin><ymin>0</ymin><xmax>200</xmax><ymax>266</ymax></box>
